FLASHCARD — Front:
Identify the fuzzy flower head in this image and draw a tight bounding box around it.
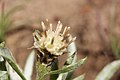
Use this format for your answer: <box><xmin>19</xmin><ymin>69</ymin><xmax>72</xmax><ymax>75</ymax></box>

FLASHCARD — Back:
<box><xmin>33</xmin><ymin>20</ymin><xmax>76</xmax><ymax>57</ymax></box>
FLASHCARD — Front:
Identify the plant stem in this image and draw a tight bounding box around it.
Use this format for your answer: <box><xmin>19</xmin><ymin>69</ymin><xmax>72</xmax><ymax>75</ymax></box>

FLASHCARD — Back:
<box><xmin>50</xmin><ymin>59</ymin><xmax>59</xmax><ymax>80</ymax></box>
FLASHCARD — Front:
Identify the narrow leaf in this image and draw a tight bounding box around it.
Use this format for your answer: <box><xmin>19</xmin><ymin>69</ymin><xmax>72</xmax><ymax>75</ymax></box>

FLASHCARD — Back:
<box><xmin>5</xmin><ymin>4</ymin><xmax>25</xmax><ymax>19</ymax></box>
<box><xmin>6</xmin><ymin>62</ymin><xmax>22</xmax><ymax>80</ymax></box>
<box><xmin>57</xmin><ymin>35</ymin><xmax>77</xmax><ymax>80</ymax></box>
<box><xmin>0</xmin><ymin>71</ymin><xmax>9</xmax><ymax>80</ymax></box>
<box><xmin>49</xmin><ymin>57</ymin><xmax>87</xmax><ymax>75</ymax></box>
<box><xmin>24</xmin><ymin>50</ymin><xmax>35</xmax><ymax>80</ymax></box>
<box><xmin>95</xmin><ymin>60</ymin><xmax>120</xmax><ymax>80</ymax></box>
<box><xmin>0</xmin><ymin>47</ymin><xmax>26</xmax><ymax>80</ymax></box>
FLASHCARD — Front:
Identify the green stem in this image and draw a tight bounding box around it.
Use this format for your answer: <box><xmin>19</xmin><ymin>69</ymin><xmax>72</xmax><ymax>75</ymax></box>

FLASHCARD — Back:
<box><xmin>36</xmin><ymin>62</ymin><xmax>49</xmax><ymax>80</ymax></box>
<box><xmin>50</xmin><ymin>59</ymin><xmax>59</xmax><ymax>80</ymax></box>
<box><xmin>5</xmin><ymin>58</ymin><xmax>26</xmax><ymax>80</ymax></box>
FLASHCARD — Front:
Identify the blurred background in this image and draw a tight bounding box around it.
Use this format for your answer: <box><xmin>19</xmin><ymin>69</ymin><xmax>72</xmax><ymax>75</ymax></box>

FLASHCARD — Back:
<box><xmin>1</xmin><ymin>0</ymin><xmax>120</xmax><ymax>80</ymax></box>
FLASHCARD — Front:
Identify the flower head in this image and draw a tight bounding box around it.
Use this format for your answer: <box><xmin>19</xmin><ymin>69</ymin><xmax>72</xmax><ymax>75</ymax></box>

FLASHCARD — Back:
<box><xmin>33</xmin><ymin>19</ymin><xmax>76</xmax><ymax>65</ymax></box>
